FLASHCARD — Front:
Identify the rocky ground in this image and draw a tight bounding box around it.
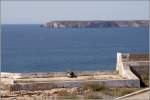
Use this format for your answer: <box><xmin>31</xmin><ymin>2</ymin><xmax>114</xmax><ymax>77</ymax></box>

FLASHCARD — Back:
<box><xmin>1</xmin><ymin>88</ymin><xmax>116</xmax><ymax>100</ymax></box>
<box><xmin>1</xmin><ymin>83</ymin><xmax>142</xmax><ymax>100</ymax></box>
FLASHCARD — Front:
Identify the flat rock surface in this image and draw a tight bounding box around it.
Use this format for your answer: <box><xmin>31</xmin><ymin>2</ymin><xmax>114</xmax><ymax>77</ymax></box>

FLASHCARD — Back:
<box><xmin>15</xmin><ymin>75</ymin><xmax>125</xmax><ymax>83</ymax></box>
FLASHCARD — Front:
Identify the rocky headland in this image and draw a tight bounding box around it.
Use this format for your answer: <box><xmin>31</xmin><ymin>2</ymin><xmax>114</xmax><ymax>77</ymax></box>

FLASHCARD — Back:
<box><xmin>42</xmin><ymin>20</ymin><xmax>149</xmax><ymax>28</ymax></box>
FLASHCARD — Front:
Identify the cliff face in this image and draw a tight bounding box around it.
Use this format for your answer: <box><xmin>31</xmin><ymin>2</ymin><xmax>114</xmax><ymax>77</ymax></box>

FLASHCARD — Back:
<box><xmin>44</xmin><ymin>20</ymin><xmax>149</xmax><ymax>28</ymax></box>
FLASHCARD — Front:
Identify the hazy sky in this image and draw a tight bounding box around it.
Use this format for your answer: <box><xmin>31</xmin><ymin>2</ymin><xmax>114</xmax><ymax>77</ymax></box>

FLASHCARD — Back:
<box><xmin>1</xmin><ymin>1</ymin><xmax>149</xmax><ymax>24</ymax></box>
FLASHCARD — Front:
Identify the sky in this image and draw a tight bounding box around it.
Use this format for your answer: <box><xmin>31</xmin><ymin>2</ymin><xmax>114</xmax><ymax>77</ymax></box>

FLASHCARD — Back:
<box><xmin>1</xmin><ymin>1</ymin><xmax>149</xmax><ymax>24</ymax></box>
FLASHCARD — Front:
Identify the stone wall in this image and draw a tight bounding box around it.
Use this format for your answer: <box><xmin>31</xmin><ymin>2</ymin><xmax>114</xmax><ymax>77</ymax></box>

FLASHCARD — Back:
<box><xmin>10</xmin><ymin>79</ymin><xmax>139</xmax><ymax>91</ymax></box>
<box><xmin>116</xmin><ymin>53</ymin><xmax>139</xmax><ymax>80</ymax></box>
<box><xmin>129</xmin><ymin>62</ymin><xmax>149</xmax><ymax>78</ymax></box>
<box><xmin>116</xmin><ymin>52</ymin><xmax>149</xmax><ymax>87</ymax></box>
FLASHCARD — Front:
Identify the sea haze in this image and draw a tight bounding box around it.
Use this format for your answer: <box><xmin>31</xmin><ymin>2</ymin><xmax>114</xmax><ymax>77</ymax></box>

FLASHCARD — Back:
<box><xmin>1</xmin><ymin>24</ymin><xmax>149</xmax><ymax>72</ymax></box>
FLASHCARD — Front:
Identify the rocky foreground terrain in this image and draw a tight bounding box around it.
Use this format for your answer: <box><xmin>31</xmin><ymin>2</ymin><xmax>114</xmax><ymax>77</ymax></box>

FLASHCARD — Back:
<box><xmin>1</xmin><ymin>84</ymin><xmax>141</xmax><ymax>100</ymax></box>
<box><xmin>43</xmin><ymin>20</ymin><xmax>149</xmax><ymax>28</ymax></box>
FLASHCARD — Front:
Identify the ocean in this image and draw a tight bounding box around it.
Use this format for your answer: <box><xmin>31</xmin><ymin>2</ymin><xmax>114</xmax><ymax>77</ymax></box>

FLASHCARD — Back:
<box><xmin>1</xmin><ymin>24</ymin><xmax>149</xmax><ymax>72</ymax></box>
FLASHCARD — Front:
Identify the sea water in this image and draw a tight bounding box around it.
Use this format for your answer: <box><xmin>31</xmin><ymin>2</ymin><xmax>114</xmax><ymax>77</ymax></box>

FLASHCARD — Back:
<box><xmin>1</xmin><ymin>24</ymin><xmax>149</xmax><ymax>72</ymax></box>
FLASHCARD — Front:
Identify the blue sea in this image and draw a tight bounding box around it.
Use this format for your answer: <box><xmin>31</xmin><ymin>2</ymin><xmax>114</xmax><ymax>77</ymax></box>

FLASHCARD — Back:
<box><xmin>1</xmin><ymin>25</ymin><xmax>149</xmax><ymax>72</ymax></box>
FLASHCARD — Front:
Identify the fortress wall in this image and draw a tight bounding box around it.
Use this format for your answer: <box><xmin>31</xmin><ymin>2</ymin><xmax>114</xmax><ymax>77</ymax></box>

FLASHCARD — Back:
<box><xmin>10</xmin><ymin>79</ymin><xmax>139</xmax><ymax>91</ymax></box>
<box><xmin>116</xmin><ymin>52</ymin><xmax>149</xmax><ymax>88</ymax></box>
<box><xmin>116</xmin><ymin>52</ymin><xmax>140</xmax><ymax>87</ymax></box>
<box><xmin>129</xmin><ymin>62</ymin><xmax>149</xmax><ymax>78</ymax></box>
<box><xmin>116</xmin><ymin>52</ymin><xmax>124</xmax><ymax>75</ymax></box>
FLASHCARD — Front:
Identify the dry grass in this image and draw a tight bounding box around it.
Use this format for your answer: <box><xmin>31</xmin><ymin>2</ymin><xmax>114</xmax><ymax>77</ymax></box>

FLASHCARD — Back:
<box><xmin>83</xmin><ymin>92</ymin><xmax>103</xmax><ymax>99</ymax></box>
<box><xmin>0</xmin><ymin>83</ymin><xmax>11</xmax><ymax>91</ymax></box>
<box><xmin>81</xmin><ymin>82</ymin><xmax>141</xmax><ymax>97</ymax></box>
<box><xmin>56</xmin><ymin>90</ymin><xmax>78</xmax><ymax>99</ymax></box>
<box><xmin>81</xmin><ymin>82</ymin><xmax>107</xmax><ymax>91</ymax></box>
<box><xmin>102</xmin><ymin>87</ymin><xmax>141</xmax><ymax>96</ymax></box>
<box><xmin>141</xmin><ymin>72</ymin><xmax>149</xmax><ymax>86</ymax></box>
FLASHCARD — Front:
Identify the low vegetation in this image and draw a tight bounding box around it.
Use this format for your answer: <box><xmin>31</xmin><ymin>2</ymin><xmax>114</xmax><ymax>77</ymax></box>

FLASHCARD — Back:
<box><xmin>141</xmin><ymin>72</ymin><xmax>149</xmax><ymax>87</ymax></box>
<box><xmin>56</xmin><ymin>90</ymin><xmax>78</xmax><ymax>99</ymax></box>
<box><xmin>81</xmin><ymin>82</ymin><xmax>107</xmax><ymax>91</ymax></box>
<box><xmin>81</xmin><ymin>82</ymin><xmax>141</xmax><ymax>97</ymax></box>
<box><xmin>83</xmin><ymin>92</ymin><xmax>103</xmax><ymax>99</ymax></box>
<box><xmin>102</xmin><ymin>88</ymin><xmax>141</xmax><ymax>96</ymax></box>
<box><xmin>1</xmin><ymin>81</ymin><xmax>143</xmax><ymax>100</ymax></box>
<box><xmin>1</xmin><ymin>83</ymin><xmax>11</xmax><ymax>90</ymax></box>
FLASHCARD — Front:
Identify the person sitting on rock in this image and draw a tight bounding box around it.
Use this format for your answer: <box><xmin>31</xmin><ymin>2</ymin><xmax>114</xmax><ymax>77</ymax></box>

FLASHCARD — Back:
<box><xmin>67</xmin><ymin>71</ymin><xmax>77</xmax><ymax>78</ymax></box>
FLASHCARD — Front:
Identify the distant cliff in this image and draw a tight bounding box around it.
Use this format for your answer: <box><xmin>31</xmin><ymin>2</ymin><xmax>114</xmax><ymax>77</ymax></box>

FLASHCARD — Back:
<box><xmin>43</xmin><ymin>20</ymin><xmax>149</xmax><ymax>28</ymax></box>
